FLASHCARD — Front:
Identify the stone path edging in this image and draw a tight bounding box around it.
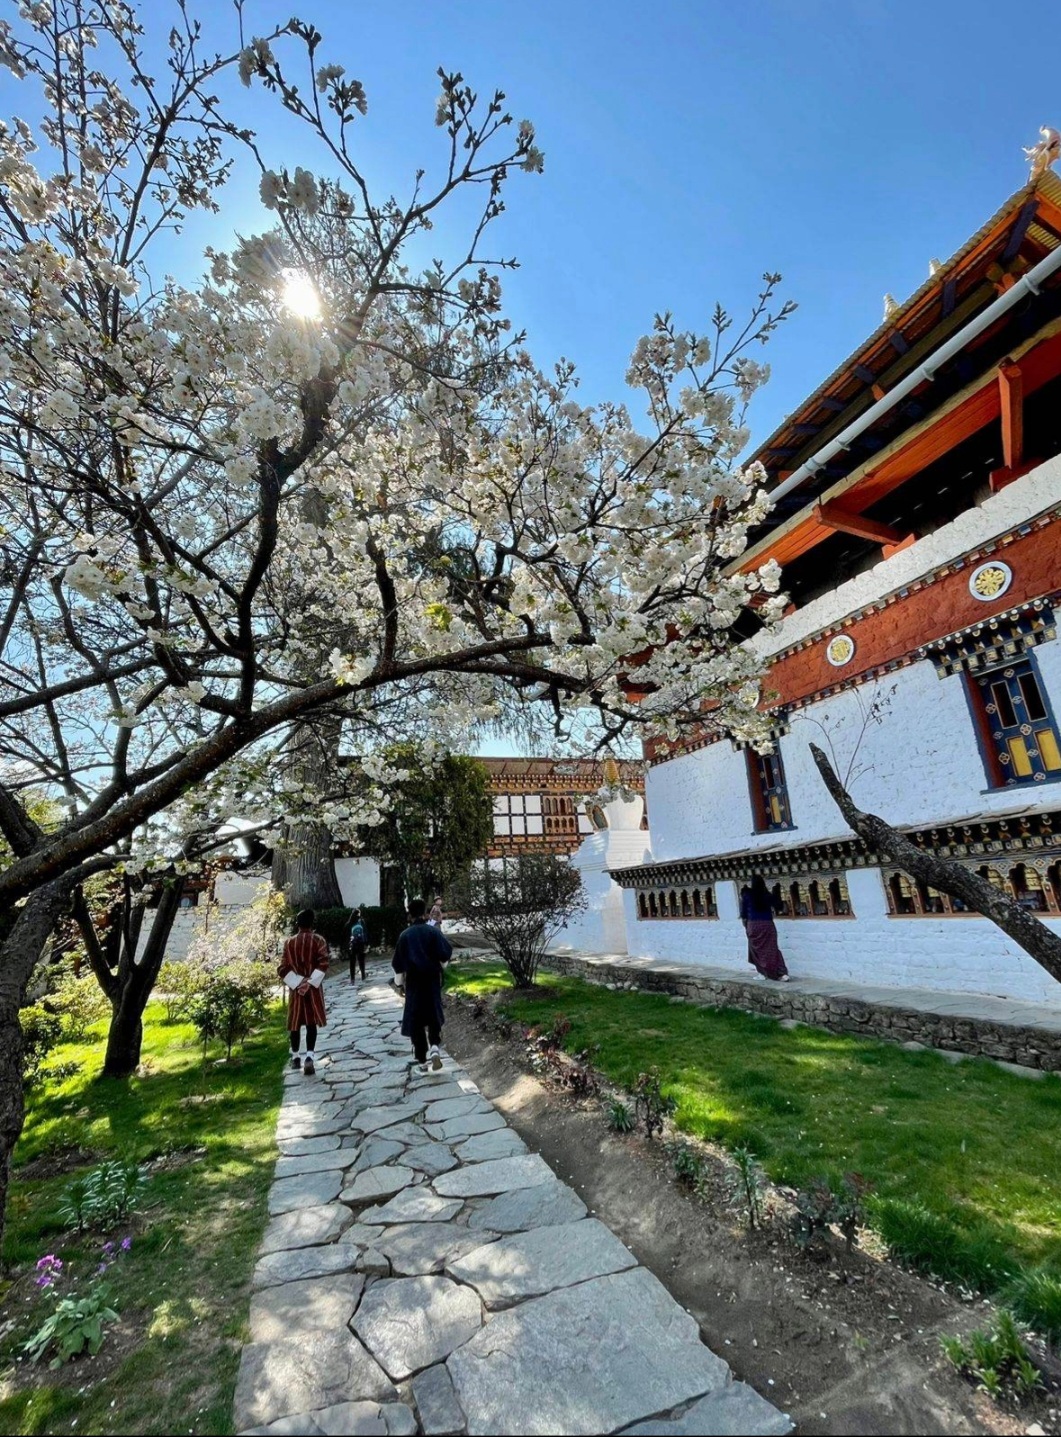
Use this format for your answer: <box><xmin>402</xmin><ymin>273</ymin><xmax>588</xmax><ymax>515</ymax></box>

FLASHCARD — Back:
<box><xmin>235</xmin><ymin>970</ymin><xmax>792</xmax><ymax>1437</ymax></box>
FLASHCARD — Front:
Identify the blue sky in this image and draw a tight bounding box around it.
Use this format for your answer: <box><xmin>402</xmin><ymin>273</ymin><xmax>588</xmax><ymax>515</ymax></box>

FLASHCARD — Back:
<box><xmin>182</xmin><ymin>0</ymin><xmax>1061</xmax><ymax>446</ymax></box>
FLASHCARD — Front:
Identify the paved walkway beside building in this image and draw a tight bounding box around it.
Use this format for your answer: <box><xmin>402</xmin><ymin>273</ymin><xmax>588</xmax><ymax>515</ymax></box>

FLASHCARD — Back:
<box><xmin>544</xmin><ymin>948</ymin><xmax>1061</xmax><ymax>1072</ymax></box>
<box><xmin>235</xmin><ymin>973</ymin><xmax>792</xmax><ymax>1437</ymax></box>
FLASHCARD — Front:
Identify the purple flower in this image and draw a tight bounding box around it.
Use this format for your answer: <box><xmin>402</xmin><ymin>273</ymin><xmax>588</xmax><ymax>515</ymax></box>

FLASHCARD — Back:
<box><xmin>101</xmin><ymin>1242</ymin><xmax>115</xmax><ymax>1256</ymax></box>
<box><xmin>120</xmin><ymin>1237</ymin><xmax>132</xmax><ymax>1252</ymax></box>
<box><xmin>96</xmin><ymin>1263</ymin><xmax>108</xmax><ymax>1275</ymax></box>
<box><xmin>34</xmin><ymin>1275</ymin><xmax>53</xmax><ymax>1289</ymax></box>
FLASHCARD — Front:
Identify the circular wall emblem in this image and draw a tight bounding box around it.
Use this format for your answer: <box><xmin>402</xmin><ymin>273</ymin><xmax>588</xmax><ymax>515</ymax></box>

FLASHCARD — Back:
<box><xmin>969</xmin><ymin>561</ymin><xmax>1012</xmax><ymax>602</ymax></box>
<box><xmin>826</xmin><ymin>634</ymin><xmax>856</xmax><ymax>667</ymax></box>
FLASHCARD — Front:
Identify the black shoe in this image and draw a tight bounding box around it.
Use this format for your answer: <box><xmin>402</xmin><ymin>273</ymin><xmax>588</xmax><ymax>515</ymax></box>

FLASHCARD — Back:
<box><xmin>303</xmin><ymin>1058</ymin><xmax>315</xmax><ymax>1077</ymax></box>
<box><xmin>290</xmin><ymin>1055</ymin><xmax>302</xmax><ymax>1070</ymax></box>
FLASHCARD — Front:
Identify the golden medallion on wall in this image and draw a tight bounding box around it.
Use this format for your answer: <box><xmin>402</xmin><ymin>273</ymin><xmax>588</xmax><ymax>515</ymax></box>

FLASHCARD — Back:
<box><xmin>968</xmin><ymin>561</ymin><xmax>1013</xmax><ymax>601</ymax></box>
<box><xmin>825</xmin><ymin>633</ymin><xmax>856</xmax><ymax>667</ymax></box>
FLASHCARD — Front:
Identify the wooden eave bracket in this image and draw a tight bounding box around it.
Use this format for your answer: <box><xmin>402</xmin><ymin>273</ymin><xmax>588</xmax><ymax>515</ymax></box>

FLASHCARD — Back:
<box><xmin>814</xmin><ymin>499</ymin><xmax>908</xmax><ymax>547</ymax></box>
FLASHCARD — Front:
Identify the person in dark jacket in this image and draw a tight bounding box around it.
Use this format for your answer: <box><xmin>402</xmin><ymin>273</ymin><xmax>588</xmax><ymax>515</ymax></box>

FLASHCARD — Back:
<box><xmin>740</xmin><ymin>874</ymin><xmax>790</xmax><ymax>981</ymax></box>
<box><xmin>349</xmin><ymin>908</ymin><xmax>368</xmax><ymax>984</ymax></box>
<box><xmin>392</xmin><ymin>898</ymin><xmax>453</xmax><ymax>1071</ymax></box>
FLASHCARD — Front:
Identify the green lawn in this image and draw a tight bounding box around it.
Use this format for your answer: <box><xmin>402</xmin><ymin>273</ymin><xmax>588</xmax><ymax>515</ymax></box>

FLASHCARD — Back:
<box><xmin>0</xmin><ymin>1002</ymin><xmax>286</xmax><ymax>1435</ymax></box>
<box><xmin>448</xmin><ymin>964</ymin><xmax>1061</xmax><ymax>1308</ymax></box>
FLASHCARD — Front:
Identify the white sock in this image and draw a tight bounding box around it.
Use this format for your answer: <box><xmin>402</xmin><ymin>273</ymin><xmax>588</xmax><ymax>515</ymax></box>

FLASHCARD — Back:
<box><xmin>305</xmin><ymin>1051</ymin><xmax>315</xmax><ymax>1061</ymax></box>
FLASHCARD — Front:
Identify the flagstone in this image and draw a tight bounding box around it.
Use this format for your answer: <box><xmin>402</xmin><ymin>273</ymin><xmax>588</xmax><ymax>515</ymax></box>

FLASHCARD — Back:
<box><xmin>619</xmin><ymin>1383</ymin><xmax>793</xmax><ymax>1436</ymax></box>
<box><xmin>432</xmin><ymin>1154</ymin><xmax>554</xmax><ymax>1199</ymax></box>
<box><xmin>453</xmin><ymin>1128</ymin><xmax>526</xmax><ymax>1163</ymax></box>
<box><xmin>372</xmin><ymin>1221</ymin><xmax>499</xmax><ymax>1277</ymax></box>
<box><xmin>342</xmin><ymin>1164</ymin><xmax>417</xmax><ymax>1206</ymax></box>
<box><xmin>276</xmin><ymin>1135</ymin><xmax>342</xmax><ymax>1157</ymax></box>
<box><xmin>467</xmin><ymin>1180</ymin><xmax>587</xmax><ymax>1234</ymax></box>
<box><xmin>260</xmin><ymin>1203</ymin><xmax>354</xmax><ymax>1255</ymax></box>
<box><xmin>426</xmin><ymin>1110</ymin><xmax>506</xmax><ymax>1142</ymax></box>
<box><xmin>446</xmin><ymin>1268</ymin><xmax>730</xmax><ymax>1437</ymax></box>
<box><xmin>249</xmin><ymin>1273</ymin><xmax>364</xmax><ymax>1344</ymax></box>
<box><xmin>448</xmin><ymin>1220</ymin><xmax>637</xmax><ymax>1308</ymax></box>
<box><xmin>353</xmin><ymin>1275</ymin><xmax>482</xmax><ymax>1381</ymax></box>
<box><xmin>253</xmin><ymin>1242</ymin><xmax>358</xmax><ymax>1290</ymax></box>
<box><xmin>411</xmin><ymin>1364</ymin><xmax>467</xmax><ymax>1437</ymax></box>
<box><xmin>274</xmin><ymin>1149</ymin><xmax>357</xmax><ymax>1180</ymax></box>
<box><xmin>360</xmin><ymin>1188</ymin><xmax>463</xmax><ymax>1225</ymax></box>
<box><xmin>401</xmin><ymin>1142</ymin><xmax>458</xmax><ymax>1177</ymax></box>
<box><xmin>234</xmin><ymin>1332</ymin><xmax>395</xmax><ymax>1430</ymax></box>
<box><xmin>269</xmin><ymin>1169</ymin><xmax>344</xmax><ymax>1215</ymax></box>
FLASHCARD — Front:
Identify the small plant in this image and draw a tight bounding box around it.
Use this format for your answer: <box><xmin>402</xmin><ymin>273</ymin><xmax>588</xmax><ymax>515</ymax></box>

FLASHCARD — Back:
<box><xmin>606</xmin><ymin>1098</ymin><xmax>634</xmax><ymax>1133</ymax></box>
<box><xmin>670</xmin><ymin>1142</ymin><xmax>703</xmax><ymax>1187</ymax></box>
<box><xmin>157</xmin><ymin>960</ymin><xmax>206</xmax><ymax>1023</ymax></box>
<box><xmin>792</xmin><ymin>1173</ymin><xmax>871</xmax><ymax>1253</ymax></box>
<box><xmin>22</xmin><ymin>1239</ymin><xmax>131</xmax><ymax>1368</ymax></box>
<box><xmin>633</xmin><ymin>1068</ymin><xmax>676</xmax><ymax>1139</ymax></box>
<box><xmin>727</xmin><ymin>1145</ymin><xmax>768</xmax><ymax>1231</ymax></box>
<box><xmin>941</xmin><ymin>1310</ymin><xmax>1042</xmax><ymax>1401</ymax></box>
<box><xmin>19</xmin><ymin>1003</ymin><xmax>63</xmax><ymax>1084</ymax></box>
<box><xmin>59</xmin><ymin>1161</ymin><xmax>145</xmax><ymax>1233</ymax></box>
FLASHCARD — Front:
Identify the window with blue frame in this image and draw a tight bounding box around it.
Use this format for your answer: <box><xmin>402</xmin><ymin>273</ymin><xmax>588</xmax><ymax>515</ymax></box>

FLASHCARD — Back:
<box><xmin>747</xmin><ymin>748</ymin><xmax>793</xmax><ymax>831</ymax></box>
<box><xmin>971</xmin><ymin>655</ymin><xmax>1061</xmax><ymax>787</ymax></box>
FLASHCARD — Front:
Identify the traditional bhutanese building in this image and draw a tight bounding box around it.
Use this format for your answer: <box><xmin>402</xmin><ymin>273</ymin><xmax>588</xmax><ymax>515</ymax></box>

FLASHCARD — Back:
<box><xmin>610</xmin><ymin>151</ymin><xmax>1061</xmax><ymax>1003</ymax></box>
<box><xmin>481</xmin><ymin>757</ymin><xmax>646</xmax><ymax>860</ymax></box>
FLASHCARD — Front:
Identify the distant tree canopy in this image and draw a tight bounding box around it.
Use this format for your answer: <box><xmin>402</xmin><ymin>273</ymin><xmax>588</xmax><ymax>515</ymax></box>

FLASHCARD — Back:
<box><xmin>353</xmin><ymin>744</ymin><xmax>494</xmax><ymax>902</ymax></box>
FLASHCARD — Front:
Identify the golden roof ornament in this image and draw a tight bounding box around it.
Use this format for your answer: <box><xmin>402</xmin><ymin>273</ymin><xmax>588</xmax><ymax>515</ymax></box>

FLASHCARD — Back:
<box><xmin>928</xmin><ymin>257</ymin><xmax>943</xmax><ymax>276</ymax></box>
<box><xmin>1024</xmin><ymin>126</ymin><xmax>1061</xmax><ymax>181</ymax></box>
<box><xmin>883</xmin><ymin>293</ymin><xmax>900</xmax><ymax>320</ymax></box>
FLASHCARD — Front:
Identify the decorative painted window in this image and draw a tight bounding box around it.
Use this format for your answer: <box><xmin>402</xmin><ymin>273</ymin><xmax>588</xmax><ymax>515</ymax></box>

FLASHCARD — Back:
<box><xmin>635</xmin><ymin>884</ymin><xmax>718</xmax><ymax>920</ymax></box>
<box><xmin>968</xmin><ymin>657</ymin><xmax>1061</xmax><ymax>788</ymax></box>
<box><xmin>747</xmin><ymin>749</ymin><xmax>793</xmax><ymax>832</ymax></box>
<box><xmin>491</xmin><ymin>793</ymin><xmax>545</xmax><ymax>837</ymax></box>
<box><xmin>883</xmin><ymin>861</ymin><xmax>1060</xmax><ymax>916</ymax></box>
<box><xmin>542</xmin><ymin>794</ymin><xmax>579</xmax><ymax>839</ymax></box>
<box><xmin>766</xmin><ymin>875</ymin><xmax>853</xmax><ymax>918</ymax></box>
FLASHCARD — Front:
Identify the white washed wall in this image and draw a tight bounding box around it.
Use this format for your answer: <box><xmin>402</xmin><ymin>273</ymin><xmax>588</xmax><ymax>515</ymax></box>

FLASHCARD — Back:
<box><xmin>334</xmin><ymin>857</ymin><xmax>381</xmax><ymax>909</ymax></box>
<box><xmin>622</xmin><ymin>874</ymin><xmax>1061</xmax><ymax>1005</ymax></box>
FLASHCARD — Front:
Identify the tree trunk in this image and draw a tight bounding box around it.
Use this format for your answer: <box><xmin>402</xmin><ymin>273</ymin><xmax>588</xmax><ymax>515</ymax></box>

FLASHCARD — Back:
<box><xmin>102</xmin><ymin>878</ymin><xmax>185</xmax><ymax>1078</ymax></box>
<box><xmin>810</xmin><ymin>743</ymin><xmax>1061</xmax><ymax>985</ymax></box>
<box><xmin>276</xmin><ymin>714</ymin><xmax>344</xmax><ymax>911</ymax></box>
<box><xmin>0</xmin><ymin>878</ymin><xmax>77</xmax><ymax>1256</ymax></box>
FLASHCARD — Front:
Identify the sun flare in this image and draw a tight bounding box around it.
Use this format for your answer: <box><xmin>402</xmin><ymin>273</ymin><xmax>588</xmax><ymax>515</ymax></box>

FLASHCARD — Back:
<box><xmin>281</xmin><ymin>269</ymin><xmax>322</xmax><ymax>321</ymax></box>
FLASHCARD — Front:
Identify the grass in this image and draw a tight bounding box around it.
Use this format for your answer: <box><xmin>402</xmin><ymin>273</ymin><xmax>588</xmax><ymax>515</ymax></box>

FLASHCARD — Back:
<box><xmin>448</xmin><ymin>963</ymin><xmax>1061</xmax><ymax>1328</ymax></box>
<box><xmin>0</xmin><ymin>1001</ymin><xmax>286</xmax><ymax>1435</ymax></box>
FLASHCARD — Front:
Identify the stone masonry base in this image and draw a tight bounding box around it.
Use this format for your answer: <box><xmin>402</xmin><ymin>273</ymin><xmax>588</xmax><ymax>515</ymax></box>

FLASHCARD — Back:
<box><xmin>539</xmin><ymin>952</ymin><xmax>1061</xmax><ymax>1073</ymax></box>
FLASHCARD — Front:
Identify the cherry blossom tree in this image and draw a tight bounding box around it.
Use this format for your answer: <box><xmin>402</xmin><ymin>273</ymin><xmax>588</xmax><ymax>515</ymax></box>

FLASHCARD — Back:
<box><xmin>0</xmin><ymin>0</ymin><xmax>791</xmax><ymax>1243</ymax></box>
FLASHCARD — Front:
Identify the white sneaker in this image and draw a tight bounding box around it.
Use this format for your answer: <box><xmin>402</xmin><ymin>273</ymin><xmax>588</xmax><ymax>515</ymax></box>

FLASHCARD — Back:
<box><xmin>429</xmin><ymin>1045</ymin><xmax>443</xmax><ymax>1072</ymax></box>
<box><xmin>780</xmin><ymin>974</ymin><xmax>791</xmax><ymax>983</ymax></box>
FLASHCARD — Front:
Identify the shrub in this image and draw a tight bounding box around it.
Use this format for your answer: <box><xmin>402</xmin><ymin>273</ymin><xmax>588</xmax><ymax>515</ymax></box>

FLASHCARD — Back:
<box><xmin>941</xmin><ymin>1310</ymin><xmax>1041</xmax><ymax>1400</ymax></box>
<box><xmin>1006</xmin><ymin>1265</ymin><xmax>1061</xmax><ymax>1345</ymax></box>
<box><xmin>792</xmin><ymin>1173</ymin><xmax>872</xmax><ymax>1253</ymax></box>
<box><xmin>360</xmin><ymin>905</ymin><xmax>407</xmax><ymax>948</ymax></box>
<box><xmin>606</xmin><ymin>1098</ymin><xmax>634</xmax><ymax>1133</ymax></box>
<box><xmin>451</xmin><ymin>855</ymin><xmax>585</xmax><ymax>988</ymax></box>
<box><xmin>670</xmin><ymin>1143</ymin><xmax>703</xmax><ymax>1187</ymax></box>
<box><xmin>49</xmin><ymin>973</ymin><xmax>110</xmax><ymax>1041</ymax></box>
<box><xmin>157</xmin><ymin>960</ymin><xmax>206</xmax><ymax>1022</ymax></box>
<box><xmin>190</xmin><ymin>966</ymin><xmax>271</xmax><ymax>1059</ymax></box>
<box><xmin>633</xmin><ymin>1068</ymin><xmax>675</xmax><ymax>1139</ymax></box>
<box><xmin>310</xmin><ymin>907</ymin><xmax>353</xmax><ymax>948</ymax></box>
<box><xmin>59</xmin><ymin>1161</ymin><xmax>145</xmax><ymax>1233</ymax></box>
<box><xmin>20</xmin><ymin>1004</ymin><xmax>63</xmax><ymax>1084</ymax></box>
<box><xmin>727</xmin><ymin>1145</ymin><xmax>767</xmax><ymax>1231</ymax></box>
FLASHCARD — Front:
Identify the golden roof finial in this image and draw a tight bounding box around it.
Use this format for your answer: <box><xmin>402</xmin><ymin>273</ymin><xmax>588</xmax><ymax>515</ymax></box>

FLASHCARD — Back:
<box><xmin>883</xmin><ymin>293</ymin><xmax>900</xmax><ymax>320</ymax></box>
<box><xmin>602</xmin><ymin>755</ymin><xmax>620</xmax><ymax>787</ymax></box>
<box><xmin>1024</xmin><ymin>125</ymin><xmax>1061</xmax><ymax>181</ymax></box>
<box><xmin>928</xmin><ymin>258</ymin><xmax>943</xmax><ymax>276</ymax></box>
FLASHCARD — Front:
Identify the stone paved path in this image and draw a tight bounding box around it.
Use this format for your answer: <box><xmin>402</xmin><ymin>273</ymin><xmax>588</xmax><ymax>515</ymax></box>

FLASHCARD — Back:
<box><xmin>235</xmin><ymin>970</ymin><xmax>792</xmax><ymax>1436</ymax></box>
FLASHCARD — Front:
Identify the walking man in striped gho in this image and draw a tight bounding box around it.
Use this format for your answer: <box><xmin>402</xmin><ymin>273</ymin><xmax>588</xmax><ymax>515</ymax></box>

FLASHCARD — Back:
<box><xmin>279</xmin><ymin>909</ymin><xmax>329</xmax><ymax>1077</ymax></box>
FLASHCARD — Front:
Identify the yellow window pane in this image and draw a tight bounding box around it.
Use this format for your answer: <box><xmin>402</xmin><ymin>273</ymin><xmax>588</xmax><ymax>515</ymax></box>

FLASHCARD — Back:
<box><xmin>769</xmin><ymin>795</ymin><xmax>782</xmax><ymax>823</ymax></box>
<box><xmin>1008</xmin><ymin>737</ymin><xmax>1033</xmax><ymax>777</ymax></box>
<box><xmin>1035</xmin><ymin>727</ymin><xmax>1061</xmax><ymax>772</ymax></box>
